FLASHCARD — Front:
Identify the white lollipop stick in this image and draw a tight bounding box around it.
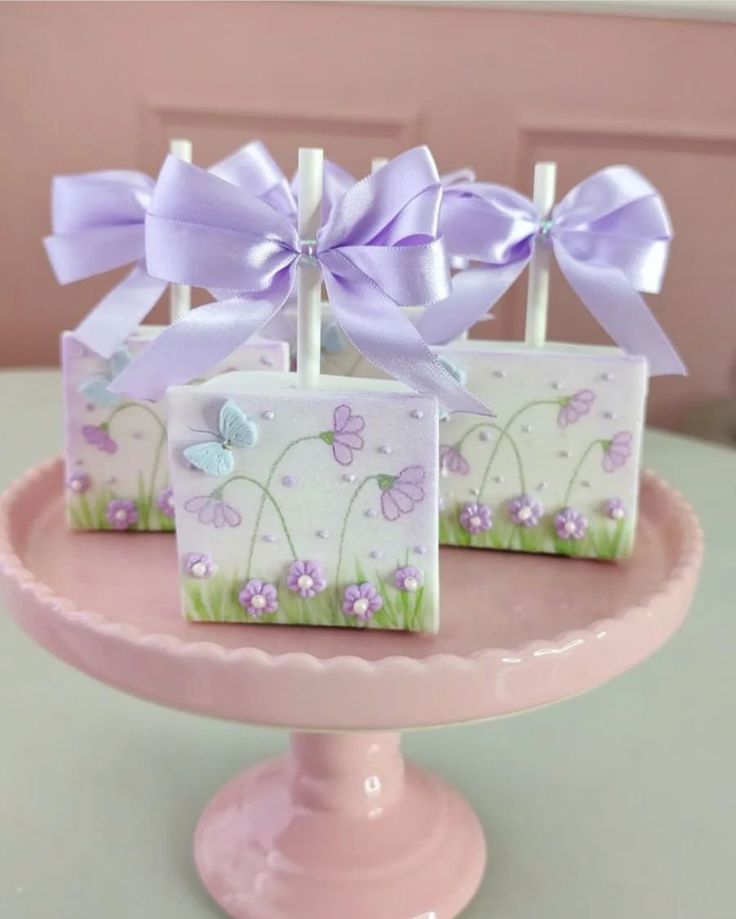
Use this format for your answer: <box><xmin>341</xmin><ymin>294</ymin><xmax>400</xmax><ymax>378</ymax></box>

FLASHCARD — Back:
<box><xmin>168</xmin><ymin>138</ymin><xmax>193</xmax><ymax>324</ymax></box>
<box><xmin>371</xmin><ymin>157</ymin><xmax>389</xmax><ymax>173</ymax></box>
<box><xmin>297</xmin><ymin>148</ymin><xmax>324</xmax><ymax>388</ymax></box>
<box><xmin>524</xmin><ymin>161</ymin><xmax>557</xmax><ymax>349</ymax></box>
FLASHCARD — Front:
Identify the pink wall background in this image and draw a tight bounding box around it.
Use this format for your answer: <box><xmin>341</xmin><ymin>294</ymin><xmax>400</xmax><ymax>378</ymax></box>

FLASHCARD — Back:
<box><xmin>1</xmin><ymin>2</ymin><xmax>734</xmax><ymax>430</ymax></box>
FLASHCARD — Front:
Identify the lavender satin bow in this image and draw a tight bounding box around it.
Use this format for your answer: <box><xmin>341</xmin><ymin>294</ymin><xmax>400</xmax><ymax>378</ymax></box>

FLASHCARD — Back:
<box><xmin>43</xmin><ymin>141</ymin><xmax>343</xmax><ymax>359</ymax></box>
<box><xmin>110</xmin><ymin>146</ymin><xmax>488</xmax><ymax>414</ymax></box>
<box><xmin>417</xmin><ymin>166</ymin><xmax>685</xmax><ymax>375</ymax></box>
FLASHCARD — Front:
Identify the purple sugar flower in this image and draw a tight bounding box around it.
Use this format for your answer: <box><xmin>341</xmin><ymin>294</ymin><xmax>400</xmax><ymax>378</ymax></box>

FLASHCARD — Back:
<box><xmin>554</xmin><ymin>507</ymin><xmax>588</xmax><ymax>540</ymax></box>
<box><xmin>342</xmin><ymin>582</ymin><xmax>383</xmax><ymax>621</ymax></box>
<box><xmin>105</xmin><ymin>498</ymin><xmax>138</xmax><ymax>530</ymax></box>
<box><xmin>602</xmin><ymin>431</ymin><xmax>632</xmax><ymax>472</ymax></box>
<box><xmin>459</xmin><ymin>502</ymin><xmax>493</xmax><ymax>534</ymax></box>
<box><xmin>67</xmin><ymin>471</ymin><xmax>91</xmax><ymax>494</ymax></box>
<box><xmin>183</xmin><ymin>552</ymin><xmax>217</xmax><ymax>579</ymax></box>
<box><xmin>287</xmin><ymin>560</ymin><xmax>327</xmax><ymax>599</ymax></box>
<box><xmin>378</xmin><ymin>465</ymin><xmax>426</xmax><ymax>521</ymax></box>
<box><xmin>184</xmin><ymin>494</ymin><xmax>241</xmax><ymax>528</ymax></box>
<box><xmin>439</xmin><ymin>445</ymin><xmax>470</xmax><ymax>476</ymax></box>
<box><xmin>156</xmin><ymin>486</ymin><xmax>175</xmax><ymax>519</ymax></box>
<box><xmin>604</xmin><ymin>498</ymin><xmax>626</xmax><ymax>521</ymax></box>
<box><xmin>557</xmin><ymin>390</ymin><xmax>595</xmax><ymax>428</ymax></box>
<box><xmin>508</xmin><ymin>494</ymin><xmax>544</xmax><ymax>528</ymax></box>
<box><xmin>319</xmin><ymin>404</ymin><xmax>365</xmax><ymax>466</ymax></box>
<box><xmin>82</xmin><ymin>424</ymin><xmax>117</xmax><ymax>454</ymax></box>
<box><xmin>238</xmin><ymin>579</ymin><xmax>278</xmax><ymax>617</ymax></box>
<box><xmin>394</xmin><ymin>566</ymin><xmax>423</xmax><ymax>593</ymax></box>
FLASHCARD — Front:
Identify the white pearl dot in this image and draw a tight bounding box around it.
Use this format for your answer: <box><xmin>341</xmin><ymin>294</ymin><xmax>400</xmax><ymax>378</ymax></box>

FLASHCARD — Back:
<box><xmin>518</xmin><ymin>506</ymin><xmax>532</xmax><ymax>521</ymax></box>
<box><xmin>353</xmin><ymin>598</ymin><xmax>370</xmax><ymax>616</ymax></box>
<box><xmin>559</xmin><ymin>450</ymin><xmax>571</xmax><ymax>459</ymax></box>
<box><xmin>564</xmin><ymin>521</ymin><xmax>576</xmax><ymax>535</ymax></box>
<box><xmin>603</xmin><ymin>411</ymin><xmax>617</xmax><ymax>420</ymax></box>
<box><xmin>365</xmin><ymin>509</ymin><xmax>377</xmax><ymax>519</ymax></box>
<box><xmin>601</xmin><ymin>372</ymin><xmax>614</xmax><ymax>382</ymax></box>
<box><xmin>493</xmin><ymin>474</ymin><xmax>504</xmax><ymax>484</ymax></box>
<box><xmin>411</xmin><ymin>409</ymin><xmax>424</xmax><ymax>419</ymax></box>
<box><xmin>493</xmin><ymin>370</ymin><xmax>507</xmax><ymax>378</ymax></box>
<box><xmin>470</xmin><ymin>515</ymin><xmax>481</xmax><ymax>528</ymax></box>
<box><xmin>343</xmin><ymin>473</ymin><xmax>356</xmax><ymax>483</ymax></box>
<box><xmin>414</xmin><ymin>545</ymin><xmax>428</xmax><ymax>555</ymax></box>
<box><xmin>262</xmin><ymin>410</ymin><xmax>274</xmax><ymax>420</ymax></box>
<box><xmin>251</xmin><ymin>594</ymin><xmax>266</xmax><ymax>609</ymax></box>
<box><xmin>536</xmin><ymin>481</ymin><xmax>548</xmax><ymax>491</ymax></box>
<box><xmin>479</xmin><ymin>431</ymin><xmax>491</xmax><ymax>442</ymax></box>
<box><xmin>297</xmin><ymin>574</ymin><xmax>314</xmax><ymax>590</ymax></box>
<box><xmin>317</xmin><ymin>529</ymin><xmax>330</xmax><ymax>539</ymax></box>
<box><xmin>379</xmin><ymin>445</ymin><xmax>392</xmax><ymax>454</ymax></box>
<box><xmin>191</xmin><ymin>562</ymin><xmax>207</xmax><ymax>578</ymax></box>
<box><xmin>521</xmin><ymin>424</ymin><xmax>532</xmax><ymax>433</ymax></box>
<box><xmin>263</xmin><ymin>534</ymin><xmax>278</xmax><ymax>543</ymax></box>
<box><xmin>469</xmin><ymin>488</ymin><xmax>479</xmax><ymax>496</ymax></box>
<box><xmin>612</xmin><ymin>508</ymin><xmax>624</xmax><ymax>520</ymax></box>
<box><xmin>370</xmin><ymin>549</ymin><xmax>383</xmax><ymax>559</ymax></box>
<box><xmin>115</xmin><ymin>510</ymin><xmax>127</xmax><ymax>521</ymax></box>
<box><xmin>260</xmin><ymin>355</ymin><xmax>274</xmax><ymax>367</ymax></box>
<box><xmin>581</xmin><ymin>480</ymin><xmax>591</xmax><ymax>488</ymax></box>
<box><xmin>403</xmin><ymin>577</ymin><xmax>419</xmax><ymax>592</ymax></box>
<box><xmin>551</xmin><ymin>381</ymin><xmax>562</xmax><ymax>390</ymax></box>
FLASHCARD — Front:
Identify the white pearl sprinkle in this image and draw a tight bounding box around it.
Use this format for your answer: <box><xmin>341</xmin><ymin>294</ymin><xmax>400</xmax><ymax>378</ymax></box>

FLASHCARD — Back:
<box><xmin>282</xmin><ymin>475</ymin><xmax>297</xmax><ymax>487</ymax></box>
<box><xmin>260</xmin><ymin>355</ymin><xmax>274</xmax><ymax>367</ymax></box>
<box><xmin>365</xmin><ymin>509</ymin><xmax>377</xmax><ymax>518</ymax></box>
<box><xmin>190</xmin><ymin>562</ymin><xmax>208</xmax><ymax>579</ymax></box>
<box><xmin>115</xmin><ymin>510</ymin><xmax>127</xmax><ymax>521</ymax></box>
<box><xmin>536</xmin><ymin>481</ymin><xmax>548</xmax><ymax>491</ymax></box>
<box><xmin>262</xmin><ymin>410</ymin><xmax>274</xmax><ymax>420</ymax></box>
<box><xmin>317</xmin><ymin>529</ymin><xmax>330</xmax><ymax>539</ymax></box>
<box><xmin>564</xmin><ymin>520</ymin><xmax>577</xmax><ymax>535</ymax></box>
<box><xmin>479</xmin><ymin>431</ymin><xmax>491</xmax><ymax>442</ymax></box>
<box><xmin>251</xmin><ymin>594</ymin><xmax>266</xmax><ymax>610</ymax></box>
<box><xmin>470</xmin><ymin>515</ymin><xmax>482</xmax><ymax>528</ymax></box>
<box><xmin>603</xmin><ymin>410</ymin><xmax>617</xmax><ymax>420</ymax></box>
<box><xmin>612</xmin><ymin>507</ymin><xmax>625</xmax><ymax>520</ymax></box>
<box><xmin>379</xmin><ymin>445</ymin><xmax>392</xmax><ymax>454</ymax></box>
<box><xmin>601</xmin><ymin>372</ymin><xmax>614</xmax><ymax>382</ymax></box>
<box><xmin>414</xmin><ymin>545</ymin><xmax>428</xmax><ymax>555</ymax></box>
<box><xmin>263</xmin><ymin>534</ymin><xmax>278</xmax><ymax>543</ymax></box>
<box><xmin>493</xmin><ymin>474</ymin><xmax>504</xmax><ymax>484</ymax></box>
<box><xmin>403</xmin><ymin>576</ymin><xmax>419</xmax><ymax>593</ymax></box>
<box><xmin>370</xmin><ymin>549</ymin><xmax>383</xmax><ymax>559</ymax></box>
<box><xmin>297</xmin><ymin>574</ymin><xmax>314</xmax><ymax>591</ymax></box>
<box><xmin>518</xmin><ymin>506</ymin><xmax>532</xmax><ymax>521</ymax></box>
<box><xmin>353</xmin><ymin>598</ymin><xmax>370</xmax><ymax>616</ymax></box>
<box><xmin>551</xmin><ymin>381</ymin><xmax>562</xmax><ymax>390</ymax></box>
<box><xmin>343</xmin><ymin>473</ymin><xmax>356</xmax><ymax>483</ymax></box>
<box><xmin>581</xmin><ymin>480</ymin><xmax>591</xmax><ymax>488</ymax></box>
<box><xmin>411</xmin><ymin>409</ymin><xmax>424</xmax><ymax>419</ymax></box>
<box><xmin>559</xmin><ymin>450</ymin><xmax>571</xmax><ymax>459</ymax></box>
<box><xmin>521</xmin><ymin>424</ymin><xmax>532</xmax><ymax>433</ymax></box>
<box><xmin>493</xmin><ymin>369</ymin><xmax>507</xmax><ymax>378</ymax></box>
<box><xmin>469</xmin><ymin>488</ymin><xmax>480</xmax><ymax>496</ymax></box>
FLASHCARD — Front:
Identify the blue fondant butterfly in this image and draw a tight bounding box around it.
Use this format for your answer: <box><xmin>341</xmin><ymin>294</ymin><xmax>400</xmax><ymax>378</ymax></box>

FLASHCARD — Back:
<box><xmin>78</xmin><ymin>349</ymin><xmax>131</xmax><ymax>407</ymax></box>
<box><xmin>183</xmin><ymin>400</ymin><xmax>258</xmax><ymax>476</ymax></box>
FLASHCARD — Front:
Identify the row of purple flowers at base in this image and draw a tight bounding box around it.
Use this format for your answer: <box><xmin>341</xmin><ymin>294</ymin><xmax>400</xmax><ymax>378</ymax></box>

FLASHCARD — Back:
<box><xmin>457</xmin><ymin>495</ymin><xmax>626</xmax><ymax>539</ymax></box>
<box><xmin>68</xmin><ymin>472</ymin><xmax>174</xmax><ymax>528</ymax></box>
<box><xmin>184</xmin><ymin>556</ymin><xmax>424</xmax><ymax>623</ymax></box>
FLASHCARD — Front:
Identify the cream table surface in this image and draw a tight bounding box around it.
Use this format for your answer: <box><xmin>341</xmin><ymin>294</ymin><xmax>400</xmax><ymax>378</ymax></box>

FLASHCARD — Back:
<box><xmin>0</xmin><ymin>369</ymin><xmax>734</xmax><ymax>919</ymax></box>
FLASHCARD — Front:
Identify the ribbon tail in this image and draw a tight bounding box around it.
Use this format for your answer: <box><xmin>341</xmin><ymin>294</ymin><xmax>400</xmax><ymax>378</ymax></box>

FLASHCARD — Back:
<box><xmin>110</xmin><ymin>278</ymin><xmax>294</xmax><ymax>401</ymax></box>
<box><xmin>555</xmin><ymin>243</ymin><xmax>686</xmax><ymax>377</ymax></box>
<box><xmin>322</xmin><ymin>274</ymin><xmax>493</xmax><ymax>416</ymax></box>
<box><xmin>73</xmin><ymin>263</ymin><xmax>168</xmax><ymax>358</ymax></box>
<box><xmin>416</xmin><ymin>261</ymin><xmax>529</xmax><ymax>344</ymax></box>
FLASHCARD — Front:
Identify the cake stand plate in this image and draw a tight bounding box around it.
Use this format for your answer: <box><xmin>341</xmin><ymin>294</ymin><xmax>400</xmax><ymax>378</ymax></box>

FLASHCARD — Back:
<box><xmin>0</xmin><ymin>459</ymin><xmax>702</xmax><ymax>919</ymax></box>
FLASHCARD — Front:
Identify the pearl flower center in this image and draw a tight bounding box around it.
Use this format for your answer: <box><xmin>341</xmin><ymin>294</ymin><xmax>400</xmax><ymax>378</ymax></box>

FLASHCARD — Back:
<box><xmin>403</xmin><ymin>576</ymin><xmax>419</xmax><ymax>592</ymax></box>
<box><xmin>470</xmin><ymin>515</ymin><xmax>482</xmax><ymax>528</ymax></box>
<box><xmin>115</xmin><ymin>509</ymin><xmax>128</xmax><ymax>521</ymax></box>
<box><xmin>612</xmin><ymin>507</ymin><xmax>624</xmax><ymax>520</ymax></box>
<box><xmin>191</xmin><ymin>562</ymin><xmax>208</xmax><ymax>578</ymax></box>
<box><xmin>353</xmin><ymin>598</ymin><xmax>370</xmax><ymax>616</ymax></box>
<box><xmin>251</xmin><ymin>594</ymin><xmax>266</xmax><ymax>610</ymax></box>
<box><xmin>518</xmin><ymin>506</ymin><xmax>532</xmax><ymax>521</ymax></box>
<box><xmin>564</xmin><ymin>520</ymin><xmax>577</xmax><ymax>535</ymax></box>
<box><xmin>297</xmin><ymin>574</ymin><xmax>314</xmax><ymax>591</ymax></box>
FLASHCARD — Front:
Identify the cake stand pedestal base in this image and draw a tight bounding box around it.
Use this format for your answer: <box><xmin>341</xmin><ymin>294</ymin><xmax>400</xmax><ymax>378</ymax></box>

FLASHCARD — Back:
<box><xmin>194</xmin><ymin>732</ymin><xmax>486</xmax><ymax>919</ymax></box>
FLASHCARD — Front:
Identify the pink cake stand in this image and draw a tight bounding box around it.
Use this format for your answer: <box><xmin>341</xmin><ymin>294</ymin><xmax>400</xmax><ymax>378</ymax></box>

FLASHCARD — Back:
<box><xmin>0</xmin><ymin>458</ymin><xmax>702</xmax><ymax>919</ymax></box>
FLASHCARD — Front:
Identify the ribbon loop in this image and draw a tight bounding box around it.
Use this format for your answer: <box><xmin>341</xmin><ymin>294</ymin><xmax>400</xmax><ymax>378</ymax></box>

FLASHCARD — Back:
<box><xmin>111</xmin><ymin>147</ymin><xmax>490</xmax><ymax>415</ymax></box>
<box><xmin>417</xmin><ymin>166</ymin><xmax>685</xmax><ymax>376</ymax></box>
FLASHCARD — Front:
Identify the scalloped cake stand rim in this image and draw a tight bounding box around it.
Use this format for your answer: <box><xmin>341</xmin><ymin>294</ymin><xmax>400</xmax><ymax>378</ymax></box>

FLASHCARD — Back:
<box><xmin>0</xmin><ymin>456</ymin><xmax>703</xmax><ymax>732</ymax></box>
